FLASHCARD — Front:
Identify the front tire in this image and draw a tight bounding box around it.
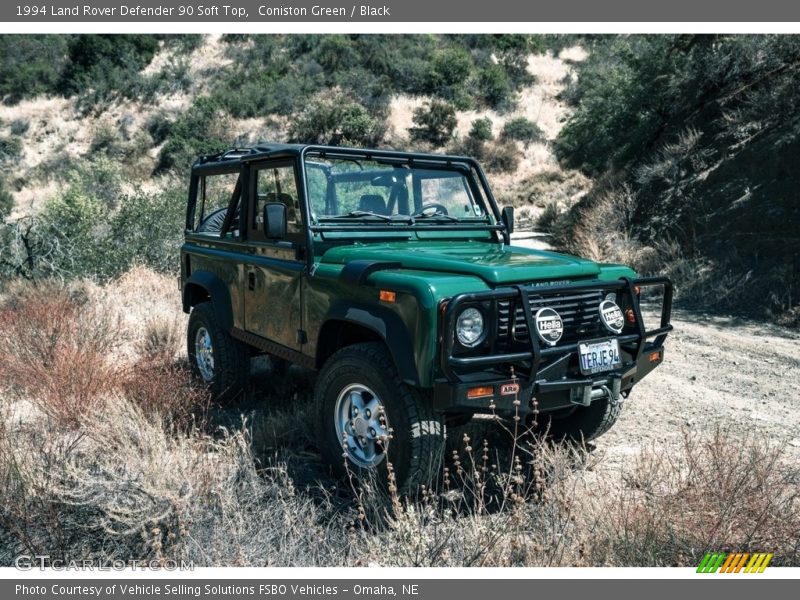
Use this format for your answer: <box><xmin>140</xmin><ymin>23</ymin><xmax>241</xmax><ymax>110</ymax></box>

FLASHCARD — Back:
<box><xmin>314</xmin><ymin>343</ymin><xmax>445</xmax><ymax>495</ymax></box>
<box><xmin>187</xmin><ymin>302</ymin><xmax>250</xmax><ymax>403</ymax></box>
<box><xmin>537</xmin><ymin>397</ymin><xmax>622</xmax><ymax>442</ymax></box>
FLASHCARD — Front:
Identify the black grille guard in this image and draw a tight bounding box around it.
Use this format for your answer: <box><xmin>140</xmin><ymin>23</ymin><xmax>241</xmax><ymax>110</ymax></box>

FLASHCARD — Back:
<box><xmin>440</xmin><ymin>277</ymin><xmax>673</xmax><ymax>383</ymax></box>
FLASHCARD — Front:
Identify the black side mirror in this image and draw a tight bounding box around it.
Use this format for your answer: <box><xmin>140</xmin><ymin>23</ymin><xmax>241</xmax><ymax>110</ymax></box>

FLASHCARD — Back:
<box><xmin>263</xmin><ymin>202</ymin><xmax>287</xmax><ymax>240</ymax></box>
<box><xmin>501</xmin><ymin>206</ymin><xmax>515</xmax><ymax>235</ymax></box>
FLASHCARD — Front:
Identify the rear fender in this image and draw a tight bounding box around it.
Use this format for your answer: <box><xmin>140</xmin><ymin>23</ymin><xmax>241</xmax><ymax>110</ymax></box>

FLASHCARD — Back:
<box><xmin>183</xmin><ymin>270</ymin><xmax>233</xmax><ymax>330</ymax></box>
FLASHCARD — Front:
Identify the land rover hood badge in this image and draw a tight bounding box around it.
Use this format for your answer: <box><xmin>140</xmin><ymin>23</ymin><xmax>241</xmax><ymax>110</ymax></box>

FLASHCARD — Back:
<box><xmin>535</xmin><ymin>308</ymin><xmax>563</xmax><ymax>345</ymax></box>
<box><xmin>599</xmin><ymin>300</ymin><xmax>625</xmax><ymax>333</ymax></box>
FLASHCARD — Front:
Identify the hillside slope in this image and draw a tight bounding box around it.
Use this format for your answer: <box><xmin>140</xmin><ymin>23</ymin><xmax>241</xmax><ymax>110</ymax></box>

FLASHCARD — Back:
<box><xmin>0</xmin><ymin>35</ymin><xmax>583</xmax><ymax>219</ymax></box>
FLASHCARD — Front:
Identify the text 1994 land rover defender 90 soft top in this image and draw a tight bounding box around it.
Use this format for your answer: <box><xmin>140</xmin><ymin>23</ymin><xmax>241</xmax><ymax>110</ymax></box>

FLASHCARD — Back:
<box><xmin>181</xmin><ymin>144</ymin><xmax>673</xmax><ymax>493</ymax></box>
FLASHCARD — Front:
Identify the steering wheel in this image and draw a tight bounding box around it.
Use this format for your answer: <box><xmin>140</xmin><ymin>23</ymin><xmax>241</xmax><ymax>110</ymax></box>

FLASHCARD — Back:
<box><xmin>196</xmin><ymin>206</ymin><xmax>239</xmax><ymax>233</ymax></box>
<box><xmin>413</xmin><ymin>203</ymin><xmax>450</xmax><ymax>217</ymax></box>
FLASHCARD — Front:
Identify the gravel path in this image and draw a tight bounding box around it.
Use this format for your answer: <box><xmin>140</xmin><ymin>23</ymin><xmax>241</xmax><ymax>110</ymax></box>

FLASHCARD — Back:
<box><xmin>598</xmin><ymin>308</ymin><xmax>800</xmax><ymax>466</ymax></box>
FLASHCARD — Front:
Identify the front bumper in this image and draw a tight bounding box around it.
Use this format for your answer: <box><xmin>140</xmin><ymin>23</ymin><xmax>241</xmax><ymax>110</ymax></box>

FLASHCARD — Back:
<box><xmin>433</xmin><ymin>277</ymin><xmax>673</xmax><ymax>417</ymax></box>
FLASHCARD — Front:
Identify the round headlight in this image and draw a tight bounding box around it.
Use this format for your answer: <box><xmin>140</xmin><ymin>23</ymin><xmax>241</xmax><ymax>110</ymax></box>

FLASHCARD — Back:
<box><xmin>456</xmin><ymin>307</ymin><xmax>485</xmax><ymax>347</ymax></box>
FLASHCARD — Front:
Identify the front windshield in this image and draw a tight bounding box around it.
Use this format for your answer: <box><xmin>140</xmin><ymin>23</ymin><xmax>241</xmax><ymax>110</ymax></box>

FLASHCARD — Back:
<box><xmin>305</xmin><ymin>154</ymin><xmax>491</xmax><ymax>224</ymax></box>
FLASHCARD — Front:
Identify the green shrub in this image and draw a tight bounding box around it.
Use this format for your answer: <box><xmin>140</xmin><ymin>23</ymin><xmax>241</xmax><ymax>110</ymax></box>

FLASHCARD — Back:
<box><xmin>468</xmin><ymin>118</ymin><xmax>494</xmax><ymax>142</ymax></box>
<box><xmin>146</xmin><ymin>112</ymin><xmax>173</xmax><ymax>145</ymax></box>
<box><xmin>409</xmin><ymin>100</ymin><xmax>458</xmax><ymax>147</ymax></box>
<box><xmin>491</xmin><ymin>35</ymin><xmax>540</xmax><ymax>85</ymax></box>
<box><xmin>554</xmin><ymin>35</ymin><xmax>800</xmax><ymax>320</ymax></box>
<box><xmin>108</xmin><ymin>187</ymin><xmax>186</xmax><ymax>274</ymax></box>
<box><xmin>0</xmin><ymin>136</ymin><xmax>22</xmax><ymax>163</ymax></box>
<box><xmin>288</xmin><ymin>94</ymin><xmax>385</xmax><ymax>146</ymax></box>
<box><xmin>425</xmin><ymin>47</ymin><xmax>474</xmax><ymax>108</ymax></box>
<box><xmin>60</xmin><ymin>34</ymin><xmax>159</xmax><ymax>99</ymax></box>
<box><xmin>68</xmin><ymin>155</ymin><xmax>124</xmax><ymax>208</ymax></box>
<box><xmin>502</xmin><ymin>117</ymin><xmax>544</xmax><ymax>145</ymax></box>
<box><xmin>161</xmin><ymin>34</ymin><xmax>204</xmax><ymax>54</ymax></box>
<box><xmin>478</xmin><ymin>65</ymin><xmax>515</xmax><ymax>111</ymax></box>
<box><xmin>0</xmin><ymin>179</ymin><xmax>184</xmax><ymax>281</ymax></box>
<box><xmin>0</xmin><ymin>179</ymin><xmax>13</xmax><ymax>219</ymax></box>
<box><xmin>0</xmin><ymin>35</ymin><xmax>70</xmax><ymax>103</ymax></box>
<box><xmin>156</xmin><ymin>97</ymin><xmax>231</xmax><ymax>173</ymax></box>
<box><xmin>10</xmin><ymin>119</ymin><xmax>30</xmax><ymax>136</ymax></box>
<box><xmin>554</xmin><ymin>36</ymin><xmax>679</xmax><ymax>175</ymax></box>
<box><xmin>312</xmin><ymin>35</ymin><xmax>359</xmax><ymax>73</ymax></box>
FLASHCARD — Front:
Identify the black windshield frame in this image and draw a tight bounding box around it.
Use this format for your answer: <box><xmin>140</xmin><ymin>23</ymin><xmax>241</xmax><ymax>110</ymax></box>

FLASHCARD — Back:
<box><xmin>300</xmin><ymin>146</ymin><xmax>505</xmax><ymax>236</ymax></box>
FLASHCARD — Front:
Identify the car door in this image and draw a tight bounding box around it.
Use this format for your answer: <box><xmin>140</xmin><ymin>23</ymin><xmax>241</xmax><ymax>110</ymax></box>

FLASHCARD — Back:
<box><xmin>243</xmin><ymin>159</ymin><xmax>305</xmax><ymax>351</ymax></box>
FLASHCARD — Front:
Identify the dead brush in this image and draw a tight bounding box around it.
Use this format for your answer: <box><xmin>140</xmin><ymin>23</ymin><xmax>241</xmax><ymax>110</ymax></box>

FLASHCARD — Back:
<box><xmin>341</xmin><ymin>382</ymin><xmax>590</xmax><ymax>567</ymax></box>
<box><xmin>343</xmin><ymin>420</ymin><xmax>589</xmax><ymax>567</ymax></box>
<box><xmin>0</xmin><ymin>281</ymin><xmax>121</xmax><ymax>427</ymax></box>
<box><xmin>125</xmin><ymin>316</ymin><xmax>208</xmax><ymax>429</ymax></box>
<box><xmin>119</xmin><ymin>361</ymin><xmax>210</xmax><ymax>431</ymax></box>
<box><xmin>136</xmin><ymin>316</ymin><xmax>182</xmax><ymax>365</ymax></box>
<box><xmin>585</xmin><ymin>427</ymin><xmax>800</xmax><ymax>566</ymax></box>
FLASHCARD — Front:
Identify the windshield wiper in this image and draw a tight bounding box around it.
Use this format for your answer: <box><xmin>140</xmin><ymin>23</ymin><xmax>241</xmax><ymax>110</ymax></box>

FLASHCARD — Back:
<box><xmin>343</xmin><ymin>210</ymin><xmax>394</xmax><ymax>221</ymax></box>
<box><xmin>412</xmin><ymin>210</ymin><xmax>460</xmax><ymax>223</ymax></box>
<box><xmin>323</xmin><ymin>211</ymin><xmax>414</xmax><ymax>224</ymax></box>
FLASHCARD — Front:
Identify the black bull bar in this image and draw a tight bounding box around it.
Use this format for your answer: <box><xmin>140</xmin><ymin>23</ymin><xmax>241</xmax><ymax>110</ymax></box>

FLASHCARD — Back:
<box><xmin>436</xmin><ymin>277</ymin><xmax>673</xmax><ymax>413</ymax></box>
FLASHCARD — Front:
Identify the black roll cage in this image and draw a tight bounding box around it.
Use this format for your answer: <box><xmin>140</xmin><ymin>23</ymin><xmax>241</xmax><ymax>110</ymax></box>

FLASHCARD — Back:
<box><xmin>187</xmin><ymin>144</ymin><xmax>511</xmax><ymax>274</ymax></box>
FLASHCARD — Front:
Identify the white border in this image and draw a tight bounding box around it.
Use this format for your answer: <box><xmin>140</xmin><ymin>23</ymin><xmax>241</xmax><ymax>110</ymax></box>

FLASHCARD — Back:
<box><xmin>0</xmin><ymin>16</ymin><xmax>798</xmax><ymax>581</ymax></box>
<box><xmin>2</xmin><ymin>566</ymin><xmax>800</xmax><ymax>579</ymax></box>
<box><xmin>1</xmin><ymin>22</ymin><xmax>800</xmax><ymax>34</ymax></box>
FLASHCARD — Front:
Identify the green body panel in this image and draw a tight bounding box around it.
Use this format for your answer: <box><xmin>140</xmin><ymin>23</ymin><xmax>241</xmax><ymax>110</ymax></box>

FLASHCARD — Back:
<box><xmin>319</xmin><ymin>241</ymin><xmax>603</xmax><ymax>284</ymax></box>
<box><xmin>183</xmin><ymin>235</ymin><xmax>636</xmax><ymax>388</ymax></box>
<box><xmin>304</xmin><ymin>241</ymin><xmax>635</xmax><ymax>386</ymax></box>
<box><xmin>183</xmin><ymin>236</ymin><xmax>246</xmax><ymax>330</ymax></box>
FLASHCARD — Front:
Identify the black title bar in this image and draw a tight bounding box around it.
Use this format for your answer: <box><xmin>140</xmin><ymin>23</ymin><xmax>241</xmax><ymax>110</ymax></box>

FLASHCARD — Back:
<box><xmin>3</xmin><ymin>0</ymin><xmax>800</xmax><ymax>22</ymax></box>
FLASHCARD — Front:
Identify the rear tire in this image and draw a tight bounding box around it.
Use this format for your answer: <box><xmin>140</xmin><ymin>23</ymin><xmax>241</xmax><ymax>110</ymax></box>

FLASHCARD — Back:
<box><xmin>187</xmin><ymin>302</ymin><xmax>250</xmax><ymax>403</ymax></box>
<box><xmin>314</xmin><ymin>343</ymin><xmax>445</xmax><ymax>495</ymax></box>
<box><xmin>537</xmin><ymin>397</ymin><xmax>622</xmax><ymax>442</ymax></box>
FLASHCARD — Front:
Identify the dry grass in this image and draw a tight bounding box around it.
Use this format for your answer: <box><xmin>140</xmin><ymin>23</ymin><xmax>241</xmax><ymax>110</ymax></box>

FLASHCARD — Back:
<box><xmin>553</xmin><ymin>182</ymin><xmax>659</xmax><ymax>270</ymax></box>
<box><xmin>0</xmin><ymin>281</ymin><xmax>119</xmax><ymax>426</ymax></box>
<box><xmin>1</xmin><ymin>270</ymin><xmax>798</xmax><ymax>567</ymax></box>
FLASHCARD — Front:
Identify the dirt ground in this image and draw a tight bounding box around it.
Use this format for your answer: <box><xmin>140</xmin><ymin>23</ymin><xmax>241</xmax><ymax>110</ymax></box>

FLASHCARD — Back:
<box><xmin>599</xmin><ymin>307</ymin><xmax>800</xmax><ymax>468</ymax></box>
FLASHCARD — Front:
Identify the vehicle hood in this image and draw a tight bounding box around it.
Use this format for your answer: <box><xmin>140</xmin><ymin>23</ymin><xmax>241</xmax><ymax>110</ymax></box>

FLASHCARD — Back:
<box><xmin>320</xmin><ymin>241</ymin><xmax>602</xmax><ymax>285</ymax></box>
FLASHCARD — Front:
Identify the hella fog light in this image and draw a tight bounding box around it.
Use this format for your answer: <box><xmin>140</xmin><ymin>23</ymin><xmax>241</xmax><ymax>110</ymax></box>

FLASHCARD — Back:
<box><xmin>599</xmin><ymin>299</ymin><xmax>625</xmax><ymax>334</ymax></box>
<box><xmin>456</xmin><ymin>307</ymin><xmax>485</xmax><ymax>347</ymax></box>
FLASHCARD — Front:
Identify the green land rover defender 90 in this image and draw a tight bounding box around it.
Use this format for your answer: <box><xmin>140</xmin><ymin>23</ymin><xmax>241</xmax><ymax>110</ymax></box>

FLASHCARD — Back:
<box><xmin>181</xmin><ymin>144</ymin><xmax>673</xmax><ymax>492</ymax></box>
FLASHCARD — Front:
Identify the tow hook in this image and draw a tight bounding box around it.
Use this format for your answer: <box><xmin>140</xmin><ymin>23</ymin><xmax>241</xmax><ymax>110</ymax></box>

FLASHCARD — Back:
<box><xmin>572</xmin><ymin>376</ymin><xmax>622</xmax><ymax>407</ymax></box>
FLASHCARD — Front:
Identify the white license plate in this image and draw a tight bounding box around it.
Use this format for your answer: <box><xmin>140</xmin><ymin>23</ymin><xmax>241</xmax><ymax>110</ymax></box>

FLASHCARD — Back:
<box><xmin>578</xmin><ymin>338</ymin><xmax>622</xmax><ymax>375</ymax></box>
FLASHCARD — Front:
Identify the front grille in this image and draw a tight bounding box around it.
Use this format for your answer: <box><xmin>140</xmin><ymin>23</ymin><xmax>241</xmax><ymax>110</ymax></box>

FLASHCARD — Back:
<box><xmin>497</xmin><ymin>290</ymin><xmax>604</xmax><ymax>348</ymax></box>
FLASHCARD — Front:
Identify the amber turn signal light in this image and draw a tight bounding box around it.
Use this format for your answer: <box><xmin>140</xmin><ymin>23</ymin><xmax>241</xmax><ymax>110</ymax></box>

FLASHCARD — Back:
<box><xmin>467</xmin><ymin>386</ymin><xmax>494</xmax><ymax>399</ymax></box>
<box><xmin>649</xmin><ymin>350</ymin><xmax>662</xmax><ymax>363</ymax></box>
<box><xmin>625</xmin><ymin>308</ymin><xmax>636</xmax><ymax>324</ymax></box>
<box><xmin>379</xmin><ymin>290</ymin><xmax>396</xmax><ymax>303</ymax></box>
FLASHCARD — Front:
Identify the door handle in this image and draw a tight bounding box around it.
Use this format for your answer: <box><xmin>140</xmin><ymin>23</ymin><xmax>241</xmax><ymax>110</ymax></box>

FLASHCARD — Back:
<box><xmin>248</xmin><ymin>271</ymin><xmax>256</xmax><ymax>291</ymax></box>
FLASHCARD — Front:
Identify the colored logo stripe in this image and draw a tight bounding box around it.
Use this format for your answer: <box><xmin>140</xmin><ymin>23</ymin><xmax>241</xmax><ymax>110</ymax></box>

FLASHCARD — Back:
<box><xmin>697</xmin><ymin>552</ymin><xmax>726</xmax><ymax>573</ymax></box>
<box><xmin>697</xmin><ymin>552</ymin><xmax>773</xmax><ymax>573</ymax></box>
<box><xmin>745</xmin><ymin>553</ymin><xmax>774</xmax><ymax>573</ymax></box>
